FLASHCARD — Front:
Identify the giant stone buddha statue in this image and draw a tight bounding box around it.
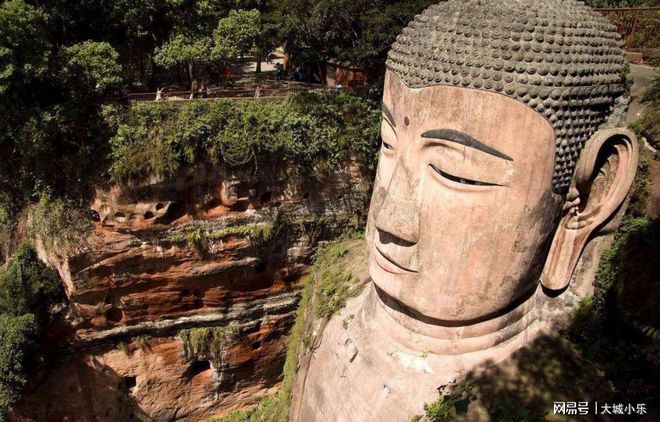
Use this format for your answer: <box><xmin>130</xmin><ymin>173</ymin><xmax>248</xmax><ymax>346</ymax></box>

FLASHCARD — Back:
<box><xmin>294</xmin><ymin>1</ymin><xmax>638</xmax><ymax>420</ymax></box>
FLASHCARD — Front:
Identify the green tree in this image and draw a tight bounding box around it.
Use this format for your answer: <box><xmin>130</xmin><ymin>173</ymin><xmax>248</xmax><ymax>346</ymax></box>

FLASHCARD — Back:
<box><xmin>0</xmin><ymin>1</ymin><xmax>124</xmax><ymax>213</ymax></box>
<box><xmin>154</xmin><ymin>33</ymin><xmax>211</xmax><ymax>89</ymax></box>
<box><xmin>0</xmin><ymin>242</ymin><xmax>62</xmax><ymax>420</ymax></box>
<box><xmin>0</xmin><ymin>243</ymin><xmax>63</xmax><ymax>318</ymax></box>
<box><xmin>0</xmin><ymin>0</ymin><xmax>49</xmax><ymax>97</ymax></box>
<box><xmin>277</xmin><ymin>0</ymin><xmax>435</xmax><ymax>81</ymax></box>
<box><xmin>0</xmin><ymin>313</ymin><xmax>35</xmax><ymax>421</ymax></box>
<box><xmin>212</xmin><ymin>9</ymin><xmax>261</xmax><ymax>63</ymax></box>
<box><xmin>63</xmin><ymin>41</ymin><xmax>124</xmax><ymax>93</ymax></box>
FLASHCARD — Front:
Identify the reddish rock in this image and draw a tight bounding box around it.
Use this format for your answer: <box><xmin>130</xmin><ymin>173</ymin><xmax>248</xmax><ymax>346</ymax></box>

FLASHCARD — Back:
<box><xmin>18</xmin><ymin>164</ymin><xmax>371</xmax><ymax>420</ymax></box>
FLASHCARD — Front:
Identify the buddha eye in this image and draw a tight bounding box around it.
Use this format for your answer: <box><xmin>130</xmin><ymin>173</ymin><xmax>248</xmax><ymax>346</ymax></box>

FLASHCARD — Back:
<box><xmin>429</xmin><ymin>164</ymin><xmax>499</xmax><ymax>187</ymax></box>
<box><xmin>381</xmin><ymin>120</ymin><xmax>397</xmax><ymax>153</ymax></box>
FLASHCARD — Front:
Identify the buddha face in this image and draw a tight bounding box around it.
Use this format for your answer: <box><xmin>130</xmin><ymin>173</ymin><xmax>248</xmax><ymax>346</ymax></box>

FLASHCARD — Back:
<box><xmin>366</xmin><ymin>71</ymin><xmax>564</xmax><ymax>322</ymax></box>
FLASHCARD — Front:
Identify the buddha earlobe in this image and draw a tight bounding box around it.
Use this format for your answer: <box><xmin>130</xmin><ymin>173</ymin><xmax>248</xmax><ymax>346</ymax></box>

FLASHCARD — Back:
<box><xmin>541</xmin><ymin>128</ymin><xmax>639</xmax><ymax>292</ymax></box>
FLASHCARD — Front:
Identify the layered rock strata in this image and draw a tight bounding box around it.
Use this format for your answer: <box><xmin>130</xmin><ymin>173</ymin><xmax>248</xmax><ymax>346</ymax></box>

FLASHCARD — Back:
<box><xmin>18</xmin><ymin>162</ymin><xmax>371</xmax><ymax>421</ymax></box>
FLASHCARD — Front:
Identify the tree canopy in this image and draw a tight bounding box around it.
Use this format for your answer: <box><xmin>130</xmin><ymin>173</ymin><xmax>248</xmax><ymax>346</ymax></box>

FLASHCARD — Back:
<box><xmin>276</xmin><ymin>0</ymin><xmax>436</xmax><ymax>80</ymax></box>
<box><xmin>212</xmin><ymin>9</ymin><xmax>262</xmax><ymax>61</ymax></box>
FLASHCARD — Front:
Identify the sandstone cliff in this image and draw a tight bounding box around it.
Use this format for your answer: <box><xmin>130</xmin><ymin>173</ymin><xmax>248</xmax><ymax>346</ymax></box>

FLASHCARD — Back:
<box><xmin>16</xmin><ymin>162</ymin><xmax>371</xmax><ymax>421</ymax></box>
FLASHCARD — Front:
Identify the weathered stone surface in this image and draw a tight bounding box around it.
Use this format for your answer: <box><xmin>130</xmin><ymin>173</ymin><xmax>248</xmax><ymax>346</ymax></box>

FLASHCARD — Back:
<box><xmin>18</xmin><ymin>163</ymin><xmax>372</xmax><ymax>420</ymax></box>
<box><xmin>295</xmin><ymin>1</ymin><xmax>639</xmax><ymax>420</ymax></box>
<box><xmin>19</xmin><ymin>316</ymin><xmax>290</xmax><ymax>421</ymax></box>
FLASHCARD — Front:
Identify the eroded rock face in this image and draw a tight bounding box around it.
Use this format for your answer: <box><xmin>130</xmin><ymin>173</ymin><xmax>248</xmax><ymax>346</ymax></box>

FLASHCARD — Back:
<box><xmin>18</xmin><ymin>162</ymin><xmax>372</xmax><ymax>421</ymax></box>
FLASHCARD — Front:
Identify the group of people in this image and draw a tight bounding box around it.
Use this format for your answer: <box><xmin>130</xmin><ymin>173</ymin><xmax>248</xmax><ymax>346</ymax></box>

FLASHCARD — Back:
<box><xmin>152</xmin><ymin>52</ymin><xmax>325</xmax><ymax>102</ymax></box>
<box><xmin>154</xmin><ymin>64</ymin><xmax>234</xmax><ymax>101</ymax></box>
<box><xmin>275</xmin><ymin>64</ymin><xmax>321</xmax><ymax>84</ymax></box>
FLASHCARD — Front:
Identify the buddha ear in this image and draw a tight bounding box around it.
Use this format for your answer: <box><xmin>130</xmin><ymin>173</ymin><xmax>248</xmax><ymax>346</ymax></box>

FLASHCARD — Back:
<box><xmin>541</xmin><ymin>128</ymin><xmax>639</xmax><ymax>291</ymax></box>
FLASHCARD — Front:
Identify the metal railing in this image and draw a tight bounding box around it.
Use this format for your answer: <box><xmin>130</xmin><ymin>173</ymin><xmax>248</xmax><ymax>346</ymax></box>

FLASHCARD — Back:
<box><xmin>594</xmin><ymin>6</ymin><xmax>660</xmax><ymax>49</ymax></box>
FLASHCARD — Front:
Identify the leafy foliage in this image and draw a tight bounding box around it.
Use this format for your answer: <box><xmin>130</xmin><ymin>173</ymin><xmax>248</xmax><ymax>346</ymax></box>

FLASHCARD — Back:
<box><xmin>108</xmin><ymin>92</ymin><xmax>381</xmax><ymax>185</ymax></box>
<box><xmin>0</xmin><ymin>0</ymin><xmax>124</xmax><ymax>215</ymax></box>
<box><xmin>0</xmin><ymin>243</ymin><xmax>62</xmax><ymax>318</ymax></box>
<box><xmin>314</xmin><ymin>269</ymin><xmax>358</xmax><ymax>318</ymax></box>
<box><xmin>155</xmin><ymin>34</ymin><xmax>211</xmax><ymax>69</ymax></box>
<box><xmin>0</xmin><ymin>313</ymin><xmax>35</xmax><ymax>420</ymax></box>
<box><xmin>276</xmin><ymin>0</ymin><xmax>435</xmax><ymax>78</ymax></box>
<box><xmin>565</xmin><ymin>154</ymin><xmax>660</xmax><ymax>407</ymax></box>
<box><xmin>27</xmin><ymin>196</ymin><xmax>94</xmax><ymax>254</ymax></box>
<box><xmin>212</xmin><ymin>9</ymin><xmax>261</xmax><ymax>60</ymax></box>
<box><xmin>63</xmin><ymin>41</ymin><xmax>124</xmax><ymax>92</ymax></box>
<box><xmin>167</xmin><ymin>222</ymin><xmax>275</xmax><ymax>247</ymax></box>
<box><xmin>180</xmin><ymin>322</ymin><xmax>241</xmax><ymax>360</ymax></box>
<box><xmin>0</xmin><ymin>0</ymin><xmax>48</xmax><ymax>96</ymax></box>
<box><xmin>631</xmin><ymin>73</ymin><xmax>660</xmax><ymax>149</ymax></box>
<box><xmin>206</xmin><ymin>395</ymin><xmax>280</xmax><ymax>422</ymax></box>
<box><xmin>0</xmin><ymin>242</ymin><xmax>63</xmax><ymax>420</ymax></box>
<box><xmin>424</xmin><ymin>379</ymin><xmax>474</xmax><ymax>422</ymax></box>
<box><xmin>154</xmin><ymin>33</ymin><xmax>211</xmax><ymax>88</ymax></box>
<box><xmin>565</xmin><ymin>215</ymin><xmax>660</xmax><ymax>406</ymax></box>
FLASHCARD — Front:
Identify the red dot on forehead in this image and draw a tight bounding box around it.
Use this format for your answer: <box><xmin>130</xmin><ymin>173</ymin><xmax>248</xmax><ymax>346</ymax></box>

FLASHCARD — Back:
<box><xmin>404</xmin><ymin>116</ymin><xmax>410</xmax><ymax>126</ymax></box>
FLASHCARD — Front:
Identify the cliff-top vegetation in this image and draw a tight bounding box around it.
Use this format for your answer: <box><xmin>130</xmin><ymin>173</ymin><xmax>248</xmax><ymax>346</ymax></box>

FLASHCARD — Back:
<box><xmin>107</xmin><ymin>92</ymin><xmax>381</xmax><ymax>185</ymax></box>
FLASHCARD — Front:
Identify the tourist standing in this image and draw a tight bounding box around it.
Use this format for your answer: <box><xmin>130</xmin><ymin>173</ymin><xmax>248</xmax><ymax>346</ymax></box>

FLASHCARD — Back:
<box><xmin>275</xmin><ymin>63</ymin><xmax>284</xmax><ymax>81</ymax></box>
<box><xmin>224</xmin><ymin>66</ymin><xmax>233</xmax><ymax>87</ymax></box>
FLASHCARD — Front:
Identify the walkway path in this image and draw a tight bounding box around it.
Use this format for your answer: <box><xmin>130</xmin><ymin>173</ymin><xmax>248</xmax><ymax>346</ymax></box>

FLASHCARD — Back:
<box><xmin>128</xmin><ymin>54</ymin><xmax>328</xmax><ymax>102</ymax></box>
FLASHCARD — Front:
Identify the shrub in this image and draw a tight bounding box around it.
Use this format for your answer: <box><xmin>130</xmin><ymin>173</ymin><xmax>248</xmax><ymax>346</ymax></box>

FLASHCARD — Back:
<box><xmin>0</xmin><ymin>242</ymin><xmax>62</xmax><ymax>318</ymax></box>
<box><xmin>0</xmin><ymin>313</ymin><xmax>35</xmax><ymax>421</ymax></box>
<box><xmin>27</xmin><ymin>196</ymin><xmax>93</xmax><ymax>254</ymax></box>
<box><xmin>108</xmin><ymin>93</ymin><xmax>381</xmax><ymax>185</ymax></box>
<box><xmin>0</xmin><ymin>243</ymin><xmax>63</xmax><ymax>420</ymax></box>
<box><xmin>424</xmin><ymin>379</ymin><xmax>474</xmax><ymax>422</ymax></box>
<box><xmin>631</xmin><ymin>73</ymin><xmax>660</xmax><ymax>148</ymax></box>
<box><xmin>180</xmin><ymin>322</ymin><xmax>241</xmax><ymax>360</ymax></box>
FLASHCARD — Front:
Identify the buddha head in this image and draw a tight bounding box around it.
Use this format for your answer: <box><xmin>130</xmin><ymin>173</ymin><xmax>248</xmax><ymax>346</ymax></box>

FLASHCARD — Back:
<box><xmin>366</xmin><ymin>0</ymin><xmax>638</xmax><ymax>322</ymax></box>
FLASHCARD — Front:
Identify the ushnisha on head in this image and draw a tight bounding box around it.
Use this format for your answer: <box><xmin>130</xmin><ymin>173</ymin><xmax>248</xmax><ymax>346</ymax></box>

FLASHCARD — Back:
<box><xmin>367</xmin><ymin>0</ymin><xmax>638</xmax><ymax>323</ymax></box>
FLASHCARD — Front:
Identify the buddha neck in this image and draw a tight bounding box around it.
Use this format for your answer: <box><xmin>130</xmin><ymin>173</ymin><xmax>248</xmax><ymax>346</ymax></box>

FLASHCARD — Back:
<box><xmin>368</xmin><ymin>283</ymin><xmax>540</xmax><ymax>355</ymax></box>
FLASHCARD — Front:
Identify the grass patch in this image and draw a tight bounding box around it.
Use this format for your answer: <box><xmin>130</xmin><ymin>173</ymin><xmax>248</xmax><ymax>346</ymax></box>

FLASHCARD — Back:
<box><xmin>314</xmin><ymin>270</ymin><xmax>359</xmax><ymax>318</ymax></box>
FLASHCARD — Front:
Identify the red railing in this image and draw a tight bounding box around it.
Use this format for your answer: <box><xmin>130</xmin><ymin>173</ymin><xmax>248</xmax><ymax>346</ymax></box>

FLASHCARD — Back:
<box><xmin>127</xmin><ymin>84</ymin><xmax>331</xmax><ymax>102</ymax></box>
<box><xmin>594</xmin><ymin>6</ymin><xmax>660</xmax><ymax>49</ymax></box>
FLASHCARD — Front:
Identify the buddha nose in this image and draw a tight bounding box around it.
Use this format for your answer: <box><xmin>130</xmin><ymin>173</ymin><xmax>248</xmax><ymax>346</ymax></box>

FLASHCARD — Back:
<box><xmin>374</xmin><ymin>160</ymin><xmax>420</xmax><ymax>245</ymax></box>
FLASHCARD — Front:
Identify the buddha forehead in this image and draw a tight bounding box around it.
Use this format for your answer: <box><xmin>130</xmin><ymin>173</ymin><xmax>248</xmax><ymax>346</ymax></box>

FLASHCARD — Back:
<box><xmin>385</xmin><ymin>0</ymin><xmax>627</xmax><ymax>194</ymax></box>
<box><xmin>382</xmin><ymin>73</ymin><xmax>556</xmax><ymax>165</ymax></box>
<box><xmin>380</xmin><ymin>73</ymin><xmax>557</xmax><ymax>190</ymax></box>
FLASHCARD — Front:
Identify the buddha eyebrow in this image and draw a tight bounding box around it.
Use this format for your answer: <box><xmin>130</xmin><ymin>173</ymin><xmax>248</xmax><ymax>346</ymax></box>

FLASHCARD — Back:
<box><xmin>421</xmin><ymin>129</ymin><xmax>513</xmax><ymax>161</ymax></box>
<box><xmin>382</xmin><ymin>102</ymin><xmax>396</xmax><ymax>127</ymax></box>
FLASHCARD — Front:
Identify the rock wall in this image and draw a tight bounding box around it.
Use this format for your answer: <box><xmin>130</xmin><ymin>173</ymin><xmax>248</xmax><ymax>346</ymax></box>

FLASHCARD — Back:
<box><xmin>17</xmin><ymin>161</ymin><xmax>372</xmax><ymax>421</ymax></box>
